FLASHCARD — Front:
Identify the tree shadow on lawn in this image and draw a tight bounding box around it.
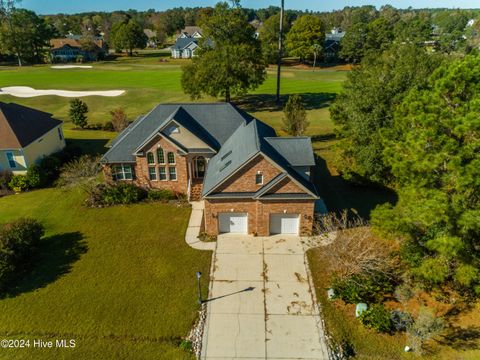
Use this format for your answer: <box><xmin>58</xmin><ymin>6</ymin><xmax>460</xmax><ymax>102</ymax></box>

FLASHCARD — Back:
<box><xmin>234</xmin><ymin>92</ymin><xmax>337</xmax><ymax>112</ymax></box>
<box><xmin>312</xmin><ymin>154</ymin><xmax>398</xmax><ymax>220</ymax></box>
<box><xmin>2</xmin><ymin>232</ymin><xmax>87</xmax><ymax>299</ymax></box>
<box><xmin>436</xmin><ymin>325</ymin><xmax>480</xmax><ymax>350</ymax></box>
<box><xmin>67</xmin><ymin>138</ymin><xmax>111</xmax><ymax>156</ymax></box>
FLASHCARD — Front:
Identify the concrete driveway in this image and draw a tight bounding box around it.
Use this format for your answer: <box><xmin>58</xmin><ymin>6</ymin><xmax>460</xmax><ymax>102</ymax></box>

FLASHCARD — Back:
<box><xmin>201</xmin><ymin>234</ymin><xmax>330</xmax><ymax>359</ymax></box>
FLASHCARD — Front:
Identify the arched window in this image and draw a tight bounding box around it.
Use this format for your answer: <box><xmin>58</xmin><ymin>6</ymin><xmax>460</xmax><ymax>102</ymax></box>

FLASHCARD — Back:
<box><xmin>157</xmin><ymin>148</ymin><xmax>165</xmax><ymax>164</ymax></box>
<box><xmin>147</xmin><ymin>152</ymin><xmax>154</xmax><ymax>164</ymax></box>
<box><xmin>167</xmin><ymin>152</ymin><xmax>175</xmax><ymax>164</ymax></box>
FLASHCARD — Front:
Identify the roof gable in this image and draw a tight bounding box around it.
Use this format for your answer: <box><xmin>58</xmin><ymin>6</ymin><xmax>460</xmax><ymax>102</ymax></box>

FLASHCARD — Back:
<box><xmin>101</xmin><ymin>103</ymin><xmax>251</xmax><ymax>164</ymax></box>
<box><xmin>0</xmin><ymin>102</ymin><xmax>62</xmax><ymax>149</ymax></box>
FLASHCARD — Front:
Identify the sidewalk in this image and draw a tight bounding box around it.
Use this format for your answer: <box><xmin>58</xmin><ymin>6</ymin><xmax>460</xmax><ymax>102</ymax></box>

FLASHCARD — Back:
<box><xmin>185</xmin><ymin>201</ymin><xmax>216</xmax><ymax>251</ymax></box>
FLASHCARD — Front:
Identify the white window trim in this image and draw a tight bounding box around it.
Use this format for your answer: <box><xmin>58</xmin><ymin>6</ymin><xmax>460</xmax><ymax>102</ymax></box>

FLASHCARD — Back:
<box><xmin>168</xmin><ymin>166</ymin><xmax>177</xmax><ymax>181</ymax></box>
<box><xmin>256</xmin><ymin>171</ymin><xmax>263</xmax><ymax>185</ymax></box>
<box><xmin>159</xmin><ymin>166</ymin><xmax>168</xmax><ymax>181</ymax></box>
<box><xmin>167</xmin><ymin>152</ymin><xmax>176</xmax><ymax>165</ymax></box>
<box><xmin>113</xmin><ymin>164</ymin><xmax>133</xmax><ymax>181</ymax></box>
<box><xmin>147</xmin><ymin>152</ymin><xmax>155</xmax><ymax>165</ymax></box>
<box><xmin>148</xmin><ymin>166</ymin><xmax>158</xmax><ymax>181</ymax></box>
<box><xmin>157</xmin><ymin>147</ymin><xmax>166</xmax><ymax>165</ymax></box>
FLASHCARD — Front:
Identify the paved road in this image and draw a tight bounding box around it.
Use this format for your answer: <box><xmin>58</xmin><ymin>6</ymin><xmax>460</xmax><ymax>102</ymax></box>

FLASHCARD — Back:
<box><xmin>201</xmin><ymin>234</ymin><xmax>330</xmax><ymax>359</ymax></box>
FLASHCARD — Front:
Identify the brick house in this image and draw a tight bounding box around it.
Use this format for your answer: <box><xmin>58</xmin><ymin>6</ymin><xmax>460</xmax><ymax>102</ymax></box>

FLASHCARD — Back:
<box><xmin>101</xmin><ymin>103</ymin><xmax>319</xmax><ymax>236</ymax></box>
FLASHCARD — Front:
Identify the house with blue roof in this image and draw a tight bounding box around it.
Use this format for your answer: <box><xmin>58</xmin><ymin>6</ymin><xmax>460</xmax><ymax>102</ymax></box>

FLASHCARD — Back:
<box><xmin>101</xmin><ymin>103</ymin><xmax>319</xmax><ymax>236</ymax></box>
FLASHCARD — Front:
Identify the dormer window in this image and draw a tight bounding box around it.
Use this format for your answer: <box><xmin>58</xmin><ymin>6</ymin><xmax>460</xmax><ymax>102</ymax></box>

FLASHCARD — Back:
<box><xmin>255</xmin><ymin>171</ymin><xmax>263</xmax><ymax>185</ymax></box>
<box><xmin>165</xmin><ymin>124</ymin><xmax>179</xmax><ymax>135</ymax></box>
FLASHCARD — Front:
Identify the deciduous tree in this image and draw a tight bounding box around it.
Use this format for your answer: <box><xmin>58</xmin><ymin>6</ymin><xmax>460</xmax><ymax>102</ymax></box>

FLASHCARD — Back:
<box><xmin>110</xmin><ymin>18</ymin><xmax>147</xmax><ymax>55</ymax></box>
<box><xmin>285</xmin><ymin>15</ymin><xmax>324</xmax><ymax>62</ymax></box>
<box><xmin>181</xmin><ymin>2</ymin><xmax>266</xmax><ymax>102</ymax></box>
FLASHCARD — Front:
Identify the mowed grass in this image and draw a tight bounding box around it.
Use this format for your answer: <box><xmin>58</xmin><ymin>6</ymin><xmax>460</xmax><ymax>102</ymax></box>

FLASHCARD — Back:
<box><xmin>0</xmin><ymin>187</ymin><xmax>211</xmax><ymax>359</ymax></box>
<box><xmin>0</xmin><ymin>56</ymin><xmax>347</xmax><ymax>130</ymax></box>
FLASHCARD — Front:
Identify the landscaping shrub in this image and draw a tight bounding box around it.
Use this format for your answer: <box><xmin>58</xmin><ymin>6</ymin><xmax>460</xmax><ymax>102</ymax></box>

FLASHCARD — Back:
<box><xmin>359</xmin><ymin>304</ymin><xmax>392</xmax><ymax>333</ymax></box>
<box><xmin>147</xmin><ymin>189</ymin><xmax>176</xmax><ymax>202</ymax></box>
<box><xmin>26</xmin><ymin>164</ymin><xmax>47</xmax><ymax>188</ymax></box>
<box><xmin>0</xmin><ymin>170</ymin><xmax>13</xmax><ymax>195</ymax></box>
<box><xmin>332</xmin><ymin>272</ymin><xmax>395</xmax><ymax>304</ymax></box>
<box><xmin>102</xmin><ymin>121</ymin><xmax>115</xmax><ymax>131</ymax></box>
<box><xmin>101</xmin><ymin>183</ymin><xmax>147</xmax><ymax>205</ymax></box>
<box><xmin>57</xmin><ymin>155</ymin><xmax>101</xmax><ymax>187</ymax></box>
<box><xmin>8</xmin><ymin>175</ymin><xmax>30</xmax><ymax>193</ymax></box>
<box><xmin>390</xmin><ymin>310</ymin><xmax>413</xmax><ymax>332</ymax></box>
<box><xmin>0</xmin><ymin>218</ymin><xmax>44</xmax><ymax>292</ymax></box>
<box><xmin>407</xmin><ymin>307</ymin><xmax>445</xmax><ymax>354</ymax></box>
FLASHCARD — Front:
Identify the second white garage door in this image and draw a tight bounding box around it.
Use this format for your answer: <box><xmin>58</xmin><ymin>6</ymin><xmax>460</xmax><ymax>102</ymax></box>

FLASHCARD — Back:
<box><xmin>218</xmin><ymin>213</ymin><xmax>248</xmax><ymax>233</ymax></box>
<box><xmin>269</xmin><ymin>214</ymin><xmax>300</xmax><ymax>235</ymax></box>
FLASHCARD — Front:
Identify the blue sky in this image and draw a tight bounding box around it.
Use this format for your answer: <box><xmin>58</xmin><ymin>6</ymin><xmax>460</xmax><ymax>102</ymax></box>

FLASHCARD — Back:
<box><xmin>20</xmin><ymin>0</ymin><xmax>479</xmax><ymax>15</ymax></box>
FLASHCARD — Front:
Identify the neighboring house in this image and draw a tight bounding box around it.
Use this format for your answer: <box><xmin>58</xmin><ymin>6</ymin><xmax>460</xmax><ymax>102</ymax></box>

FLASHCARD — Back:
<box><xmin>324</xmin><ymin>28</ymin><xmax>345</xmax><ymax>60</ymax></box>
<box><xmin>144</xmin><ymin>29</ymin><xmax>158</xmax><ymax>48</ymax></box>
<box><xmin>171</xmin><ymin>37</ymin><xmax>200</xmax><ymax>59</ymax></box>
<box><xmin>0</xmin><ymin>102</ymin><xmax>65</xmax><ymax>175</ymax></box>
<box><xmin>101</xmin><ymin>103</ymin><xmax>319</xmax><ymax>236</ymax></box>
<box><xmin>50</xmin><ymin>37</ymin><xmax>107</xmax><ymax>62</ymax></box>
<box><xmin>177</xmin><ymin>26</ymin><xmax>203</xmax><ymax>39</ymax></box>
<box><xmin>171</xmin><ymin>27</ymin><xmax>203</xmax><ymax>58</ymax></box>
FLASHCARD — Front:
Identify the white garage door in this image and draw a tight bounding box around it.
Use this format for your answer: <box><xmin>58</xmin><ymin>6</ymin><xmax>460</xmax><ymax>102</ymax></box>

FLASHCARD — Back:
<box><xmin>269</xmin><ymin>214</ymin><xmax>300</xmax><ymax>235</ymax></box>
<box><xmin>218</xmin><ymin>213</ymin><xmax>248</xmax><ymax>233</ymax></box>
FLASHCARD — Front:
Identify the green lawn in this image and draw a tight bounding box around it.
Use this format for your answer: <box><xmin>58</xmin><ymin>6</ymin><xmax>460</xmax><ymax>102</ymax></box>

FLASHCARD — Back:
<box><xmin>0</xmin><ymin>187</ymin><xmax>211</xmax><ymax>359</ymax></box>
<box><xmin>0</xmin><ymin>56</ymin><xmax>346</xmax><ymax>131</ymax></box>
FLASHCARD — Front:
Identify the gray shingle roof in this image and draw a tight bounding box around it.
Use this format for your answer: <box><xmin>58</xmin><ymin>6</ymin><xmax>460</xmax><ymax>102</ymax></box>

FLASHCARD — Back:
<box><xmin>102</xmin><ymin>102</ymin><xmax>318</xmax><ymax>199</ymax></box>
<box><xmin>171</xmin><ymin>38</ymin><xmax>198</xmax><ymax>50</ymax></box>
<box><xmin>202</xmin><ymin>119</ymin><xmax>318</xmax><ymax>198</ymax></box>
<box><xmin>101</xmin><ymin>103</ymin><xmax>252</xmax><ymax>163</ymax></box>
<box><xmin>265</xmin><ymin>137</ymin><xmax>315</xmax><ymax>166</ymax></box>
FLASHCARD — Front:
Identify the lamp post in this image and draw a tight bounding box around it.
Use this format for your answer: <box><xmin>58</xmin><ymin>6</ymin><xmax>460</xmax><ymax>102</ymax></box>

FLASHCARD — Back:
<box><xmin>196</xmin><ymin>271</ymin><xmax>202</xmax><ymax>305</ymax></box>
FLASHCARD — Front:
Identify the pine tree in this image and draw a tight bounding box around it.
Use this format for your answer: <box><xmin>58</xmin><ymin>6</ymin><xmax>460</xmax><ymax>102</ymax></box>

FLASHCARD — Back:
<box><xmin>69</xmin><ymin>98</ymin><xmax>88</xmax><ymax>129</ymax></box>
<box><xmin>282</xmin><ymin>94</ymin><xmax>308</xmax><ymax>136</ymax></box>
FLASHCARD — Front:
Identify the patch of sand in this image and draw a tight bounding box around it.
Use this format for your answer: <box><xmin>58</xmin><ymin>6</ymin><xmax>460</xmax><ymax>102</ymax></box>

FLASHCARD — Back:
<box><xmin>51</xmin><ymin>65</ymin><xmax>93</xmax><ymax>69</ymax></box>
<box><xmin>0</xmin><ymin>86</ymin><xmax>125</xmax><ymax>98</ymax></box>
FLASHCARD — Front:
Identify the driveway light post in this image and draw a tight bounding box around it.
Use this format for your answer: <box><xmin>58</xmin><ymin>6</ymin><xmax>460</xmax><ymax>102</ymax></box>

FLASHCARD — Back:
<box><xmin>196</xmin><ymin>271</ymin><xmax>202</xmax><ymax>305</ymax></box>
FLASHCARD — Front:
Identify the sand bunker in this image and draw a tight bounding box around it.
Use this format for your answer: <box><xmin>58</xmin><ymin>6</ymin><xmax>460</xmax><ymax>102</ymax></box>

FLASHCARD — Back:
<box><xmin>0</xmin><ymin>86</ymin><xmax>125</xmax><ymax>98</ymax></box>
<box><xmin>51</xmin><ymin>65</ymin><xmax>93</xmax><ymax>69</ymax></box>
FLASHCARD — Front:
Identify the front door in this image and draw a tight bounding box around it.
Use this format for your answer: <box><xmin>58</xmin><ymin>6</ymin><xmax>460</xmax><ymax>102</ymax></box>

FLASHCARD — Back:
<box><xmin>194</xmin><ymin>156</ymin><xmax>206</xmax><ymax>178</ymax></box>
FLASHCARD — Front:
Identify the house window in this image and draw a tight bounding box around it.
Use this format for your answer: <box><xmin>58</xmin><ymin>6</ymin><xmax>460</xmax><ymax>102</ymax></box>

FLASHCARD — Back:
<box><xmin>112</xmin><ymin>164</ymin><xmax>133</xmax><ymax>180</ymax></box>
<box><xmin>167</xmin><ymin>152</ymin><xmax>175</xmax><ymax>164</ymax></box>
<box><xmin>57</xmin><ymin>127</ymin><xmax>63</xmax><ymax>140</ymax></box>
<box><xmin>6</xmin><ymin>152</ymin><xmax>16</xmax><ymax>168</ymax></box>
<box><xmin>148</xmin><ymin>167</ymin><xmax>157</xmax><ymax>181</ymax></box>
<box><xmin>147</xmin><ymin>152</ymin><xmax>155</xmax><ymax>165</ymax></box>
<box><xmin>255</xmin><ymin>172</ymin><xmax>263</xmax><ymax>185</ymax></box>
<box><xmin>157</xmin><ymin>148</ymin><xmax>165</xmax><ymax>164</ymax></box>
<box><xmin>168</xmin><ymin>167</ymin><xmax>177</xmax><ymax>181</ymax></box>
<box><xmin>159</xmin><ymin>166</ymin><xmax>167</xmax><ymax>181</ymax></box>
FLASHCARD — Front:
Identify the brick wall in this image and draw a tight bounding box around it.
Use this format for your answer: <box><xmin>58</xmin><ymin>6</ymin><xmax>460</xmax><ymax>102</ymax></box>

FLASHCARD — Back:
<box><xmin>204</xmin><ymin>198</ymin><xmax>314</xmax><ymax>236</ymax></box>
<box><xmin>215</xmin><ymin>155</ymin><xmax>281</xmax><ymax>193</ymax></box>
<box><xmin>135</xmin><ymin>137</ymin><xmax>188</xmax><ymax>194</ymax></box>
<box><xmin>103</xmin><ymin>136</ymin><xmax>189</xmax><ymax>194</ymax></box>
<box><xmin>267</xmin><ymin>177</ymin><xmax>305</xmax><ymax>194</ymax></box>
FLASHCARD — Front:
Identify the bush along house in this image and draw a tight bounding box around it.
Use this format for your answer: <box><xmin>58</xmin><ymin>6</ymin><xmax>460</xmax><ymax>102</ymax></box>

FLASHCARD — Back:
<box><xmin>101</xmin><ymin>103</ymin><xmax>320</xmax><ymax>236</ymax></box>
